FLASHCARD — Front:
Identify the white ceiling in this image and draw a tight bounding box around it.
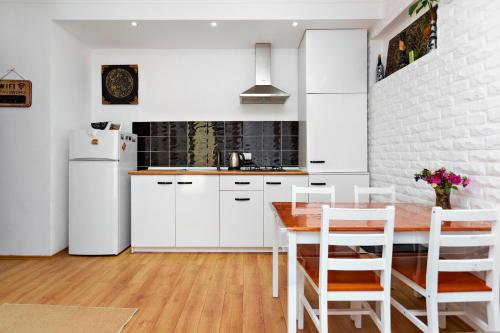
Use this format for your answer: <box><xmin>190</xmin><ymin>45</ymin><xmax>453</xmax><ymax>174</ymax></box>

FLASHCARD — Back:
<box><xmin>57</xmin><ymin>20</ymin><xmax>377</xmax><ymax>49</ymax></box>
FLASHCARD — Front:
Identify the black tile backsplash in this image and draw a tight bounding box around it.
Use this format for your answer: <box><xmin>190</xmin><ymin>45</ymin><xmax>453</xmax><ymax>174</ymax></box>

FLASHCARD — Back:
<box><xmin>150</xmin><ymin>121</ymin><xmax>169</xmax><ymax>136</ymax></box>
<box><xmin>263</xmin><ymin>135</ymin><xmax>281</xmax><ymax>151</ymax></box>
<box><xmin>170</xmin><ymin>151</ymin><xmax>187</xmax><ymax>167</ymax></box>
<box><xmin>133</xmin><ymin>121</ymin><xmax>299</xmax><ymax>168</ymax></box>
<box><xmin>282</xmin><ymin>121</ymin><xmax>299</xmax><ymax>136</ymax></box>
<box><xmin>263</xmin><ymin>121</ymin><xmax>281</xmax><ymax>136</ymax></box>
<box><xmin>282</xmin><ymin>150</ymin><xmax>299</xmax><ymax>166</ymax></box>
<box><xmin>132</xmin><ymin>122</ymin><xmax>151</xmax><ymax>136</ymax></box>
<box><xmin>243</xmin><ymin>136</ymin><xmax>262</xmax><ymax>151</ymax></box>
<box><xmin>170</xmin><ymin>122</ymin><xmax>187</xmax><ymax>137</ymax></box>
<box><xmin>262</xmin><ymin>150</ymin><xmax>282</xmax><ymax>166</ymax></box>
<box><xmin>151</xmin><ymin>152</ymin><xmax>169</xmax><ymax>166</ymax></box>
<box><xmin>137</xmin><ymin>137</ymin><xmax>150</xmax><ymax>151</ymax></box>
<box><xmin>282</xmin><ymin>135</ymin><xmax>299</xmax><ymax>150</ymax></box>
<box><xmin>243</xmin><ymin>121</ymin><xmax>263</xmax><ymax>136</ymax></box>
<box><xmin>225</xmin><ymin>136</ymin><xmax>243</xmax><ymax>151</ymax></box>
<box><xmin>225</xmin><ymin>121</ymin><xmax>243</xmax><ymax>136</ymax></box>
<box><xmin>137</xmin><ymin>151</ymin><xmax>151</xmax><ymax>167</ymax></box>
<box><xmin>151</xmin><ymin>137</ymin><xmax>169</xmax><ymax>151</ymax></box>
<box><xmin>169</xmin><ymin>136</ymin><xmax>187</xmax><ymax>152</ymax></box>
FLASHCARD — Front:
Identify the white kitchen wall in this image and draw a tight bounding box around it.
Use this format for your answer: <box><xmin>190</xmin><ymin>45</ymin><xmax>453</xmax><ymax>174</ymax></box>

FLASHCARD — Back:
<box><xmin>91</xmin><ymin>48</ymin><xmax>298</xmax><ymax>132</ymax></box>
<box><xmin>49</xmin><ymin>22</ymin><xmax>91</xmax><ymax>254</ymax></box>
<box><xmin>0</xmin><ymin>3</ymin><xmax>91</xmax><ymax>255</ymax></box>
<box><xmin>0</xmin><ymin>3</ymin><xmax>53</xmax><ymax>255</ymax></box>
<box><xmin>369</xmin><ymin>0</ymin><xmax>500</xmax><ymax>208</ymax></box>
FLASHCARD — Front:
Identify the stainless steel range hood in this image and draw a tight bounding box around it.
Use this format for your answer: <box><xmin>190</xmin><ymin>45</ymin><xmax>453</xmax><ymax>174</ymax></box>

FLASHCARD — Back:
<box><xmin>240</xmin><ymin>43</ymin><xmax>290</xmax><ymax>104</ymax></box>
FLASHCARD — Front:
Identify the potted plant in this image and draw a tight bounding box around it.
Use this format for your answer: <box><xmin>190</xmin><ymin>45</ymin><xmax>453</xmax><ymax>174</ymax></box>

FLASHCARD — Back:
<box><xmin>415</xmin><ymin>167</ymin><xmax>470</xmax><ymax>209</ymax></box>
<box><xmin>408</xmin><ymin>0</ymin><xmax>439</xmax><ymax>51</ymax></box>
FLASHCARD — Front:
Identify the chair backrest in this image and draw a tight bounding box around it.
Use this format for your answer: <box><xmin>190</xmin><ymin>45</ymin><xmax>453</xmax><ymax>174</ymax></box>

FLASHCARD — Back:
<box><xmin>354</xmin><ymin>185</ymin><xmax>396</xmax><ymax>203</ymax></box>
<box><xmin>426</xmin><ymin>207</ymin><xmax>500</xmax><ymax>296</ymax></box>
<box><xmin>292</xmin><ymin>185</ymin><xmax>335</xmax><ymax>205</ymax></box>
<box><xmin>318</xmin><ymin>206</ymin><xmax>395</xmax><ymax>296</ymax></box>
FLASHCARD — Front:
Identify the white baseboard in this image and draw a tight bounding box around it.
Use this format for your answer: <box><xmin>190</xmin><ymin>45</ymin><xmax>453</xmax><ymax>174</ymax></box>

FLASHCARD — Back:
<box><xmin>131</xmin><ymin>247</ymin><xmax>288</xmax><ymax>253</ymax></box>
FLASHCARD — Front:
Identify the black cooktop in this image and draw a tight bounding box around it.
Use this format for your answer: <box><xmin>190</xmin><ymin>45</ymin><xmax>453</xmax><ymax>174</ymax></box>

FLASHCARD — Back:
<box><xmin>239</xmin><ymin>165</ymin><xmax>286</xmax><ymax>172</ymax></box>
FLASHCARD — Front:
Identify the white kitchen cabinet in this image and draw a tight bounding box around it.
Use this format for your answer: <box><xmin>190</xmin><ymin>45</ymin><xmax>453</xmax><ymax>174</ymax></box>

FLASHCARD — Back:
<box><xmin>308</xmin><ymin>173</ymin><xmax>369</xmax><ymax>203</ymax></box>
<box><xmin>175</xmin><ymin>175</ymin><xmax>220</xmax><ymax>247</ymax></box>
<box><xmin>220</xmin><ymin>175</ymin><xmax>263</xmax><ymax>191</ymax></box>
<box><xmin>263</xmin><ymin>175</ymin><xmax>308</xmax><ymax>247</ymax></box>
<box><xmin>306</xmin><ymin>94</ymin><xmax>367</xmax><ymax>173</ymax></box>
<box><xmin>220</xmin><ymin>191</ymin><xmax>263</xmax><ymax>247</ymax></box>
<box><xmin>301</xmin><ymin>29</ymin><xmax>367</xmax><ymax>94</ymax></box>
<box><xmin>298</xmin><ymin>29</ymin><xmax>368</xmax><ymax>174</ymax></box>
<box><xmin>131</xmin><ymin>176</ymin><xmax>176</xmax><ymax>248</ymax></box>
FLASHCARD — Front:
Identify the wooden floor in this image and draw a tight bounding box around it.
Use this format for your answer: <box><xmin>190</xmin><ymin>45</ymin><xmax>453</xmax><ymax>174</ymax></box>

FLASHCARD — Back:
<box><xmin>0</xmin><ymin>250</ymin><xmax>472</xmax><ymax>332</ymax></box>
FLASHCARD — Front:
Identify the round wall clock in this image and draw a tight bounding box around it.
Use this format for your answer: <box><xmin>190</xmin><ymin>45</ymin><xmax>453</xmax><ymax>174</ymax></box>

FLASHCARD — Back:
<box><xmin>101</xmin><ymin>64</ymin><xmax>139</xmax><ymax>105</ymax></box>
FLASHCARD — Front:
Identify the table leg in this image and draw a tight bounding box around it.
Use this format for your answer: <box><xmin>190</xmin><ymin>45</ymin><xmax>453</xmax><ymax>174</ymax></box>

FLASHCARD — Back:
<box><xmin>288</xmin><ymin>232</ymin><xmax>297</xmax><ymax>333</ymax></box>
<box><xmin>273</xmin><ymin>213</ymin><xmax>280</xmax><ymax>298</ymax></box>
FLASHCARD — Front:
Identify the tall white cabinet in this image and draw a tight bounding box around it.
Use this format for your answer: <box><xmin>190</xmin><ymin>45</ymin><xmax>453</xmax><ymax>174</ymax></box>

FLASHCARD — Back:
<box><xmin>299</xmin><ymin>29</ymin><xmax>369</xmax><ymax>194</ymax></box>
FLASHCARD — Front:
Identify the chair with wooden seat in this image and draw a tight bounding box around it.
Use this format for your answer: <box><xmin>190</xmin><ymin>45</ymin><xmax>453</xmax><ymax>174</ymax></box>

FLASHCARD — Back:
<box><xmin>297</xmin><ymin>205</ymin><xmax>395</xmax><ymax>332</ymax></box>
<box><xmin>292</xmin><ymin>185</ymin><xmax>358</xmax><ymax>258</ymax></box>
<box><xmin>391</xmin><ymin>207</ymin><xmax>500</xmax><ymax>332</ymax></box>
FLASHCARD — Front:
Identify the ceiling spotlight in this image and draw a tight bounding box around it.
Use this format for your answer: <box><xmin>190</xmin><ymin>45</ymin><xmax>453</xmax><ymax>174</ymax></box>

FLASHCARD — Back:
<box><xmin>211</xmin><ymin>21</ymin><xmax>217</xmax><ymax>27</ymax></box>
<box><xmin>131</xmin><ymin>21</ymin><xmax>138</xmax><ymax>27</ymax></box>
<box><xmin>292</xmin><ymin>21</ymin><xmax>299</xmax><ymax>27</ymax></box>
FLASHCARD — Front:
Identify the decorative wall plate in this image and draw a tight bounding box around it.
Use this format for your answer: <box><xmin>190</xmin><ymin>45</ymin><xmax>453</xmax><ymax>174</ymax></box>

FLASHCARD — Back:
<box><xmin>101</xmin><ymin>64</ymin><xmax>138</xmax><ymax>105</ymax></box>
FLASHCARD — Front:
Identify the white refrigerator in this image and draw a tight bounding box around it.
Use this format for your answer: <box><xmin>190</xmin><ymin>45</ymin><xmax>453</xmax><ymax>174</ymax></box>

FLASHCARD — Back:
<box><xmin>69</xmin><ymin>129</ymin><xmax>137</xmax><ymax>255</ymax></box>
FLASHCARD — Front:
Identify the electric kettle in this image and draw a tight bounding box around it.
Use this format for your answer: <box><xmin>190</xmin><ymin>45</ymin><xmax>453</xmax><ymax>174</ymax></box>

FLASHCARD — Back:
<box><xmin>228</xmin><ymin>152</ymin><xmax>245</xmax><ymax>170</ymax></box>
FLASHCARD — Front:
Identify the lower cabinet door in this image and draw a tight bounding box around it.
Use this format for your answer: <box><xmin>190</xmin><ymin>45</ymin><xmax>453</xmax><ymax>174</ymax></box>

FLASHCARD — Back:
<box><xmin>131</xmin><ymin>176</ymin><xmax>176</xmax><ymax>247</ymax></box>
<box><xmin>309</xmin><ymin>173</ymin><xmax>369</xmax><ymax>202</ymax></box>
<box><xmin>220</xmin><ymin>191</ymin><xmax>263</xmax><ymax>247</ymax></box>
<box><xmin>263</xmin><ymin>176</ymin><xmax>308</xmax><ymax>247</ymax></box>
<box><xmin>176</xmin><ymin>175</ymin><xmax>220</xmax><ymax>247</ymax></box>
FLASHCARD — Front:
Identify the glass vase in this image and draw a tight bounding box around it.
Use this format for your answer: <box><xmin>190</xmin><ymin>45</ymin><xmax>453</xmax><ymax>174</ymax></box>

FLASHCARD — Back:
<box><xmin>435</xmin><ymin>189</ymin><xmax>451</xmax><ymax>209</ymax></box>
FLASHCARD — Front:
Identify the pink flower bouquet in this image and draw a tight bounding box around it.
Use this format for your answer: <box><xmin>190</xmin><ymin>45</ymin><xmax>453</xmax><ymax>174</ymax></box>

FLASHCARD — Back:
<box><xmin>414</xmin><ymin>167</ymin><xmax>469</xmax><ymax>209</ymax></box>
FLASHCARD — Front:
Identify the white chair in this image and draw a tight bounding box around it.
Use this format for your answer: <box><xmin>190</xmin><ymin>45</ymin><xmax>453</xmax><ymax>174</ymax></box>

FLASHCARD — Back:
<box><xmin>292</xmin><ymin>185</ymin><xmax>335</xmax><ymax>206</ymax></box>
<box><xmin>292</xmin><ymin>185</ymin><xmax>358</xmax><ymax>259</ymax></box>
<box><xmin>297</xmin><ymin>206</ymin><xmax>395</xmax><ymax>332</ymax></box>
<box><xmin>391</xmin><ymin>207</ymin><xmax>500</xmax><ymax>332</ymax></box>
<box><xmin>354</xmin><ymin>185</ymin><xmax>396</xmax><ymax>203</ymax></box>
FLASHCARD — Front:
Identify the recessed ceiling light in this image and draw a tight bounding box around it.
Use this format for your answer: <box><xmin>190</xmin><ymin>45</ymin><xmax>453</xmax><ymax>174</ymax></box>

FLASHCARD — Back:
<box><xmin>211</xmin><ymin>21</ymin><xmax>217</xmax><ymax>27</ymax></box>
<box><xmin>292</xmin><ymin>21</ymin><xmax>299</xmax><ymax>27</ymax></box>
<box><xmin>131</xmin><ymin>21</ymin><xmax>138</xmax><ymax>27</ymax></box>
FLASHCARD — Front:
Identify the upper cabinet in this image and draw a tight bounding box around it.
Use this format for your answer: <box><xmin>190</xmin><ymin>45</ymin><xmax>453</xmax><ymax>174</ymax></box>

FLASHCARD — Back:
<box><xmin>299</xmin><ymin>30</ymin><xmax>367</xmax><ymax>94</ymax></box>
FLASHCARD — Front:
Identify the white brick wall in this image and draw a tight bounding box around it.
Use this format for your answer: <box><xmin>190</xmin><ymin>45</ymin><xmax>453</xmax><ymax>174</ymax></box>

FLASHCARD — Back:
<box><xmin>369</xmin><ymin>0</ymin><xmax>500</xmax><ymax>208</ymax></box>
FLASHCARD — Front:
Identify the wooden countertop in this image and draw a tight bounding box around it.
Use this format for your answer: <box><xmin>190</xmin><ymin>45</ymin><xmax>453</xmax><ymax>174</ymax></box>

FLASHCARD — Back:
<box><xmin>272</xmin><ymin>202</ymin><xmax>491</xmax><ymax>232</ymax></box>
<box><xmin>129</xmin><ymin>169</ymin><xmax>309</xmax><ymax>176</ymax></box>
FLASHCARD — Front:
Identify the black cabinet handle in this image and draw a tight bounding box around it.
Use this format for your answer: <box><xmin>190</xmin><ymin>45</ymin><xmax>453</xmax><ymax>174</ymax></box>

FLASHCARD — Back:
<box><xmin>177</xmin><ymin>181</ymin><xmax>193</xmax><ymax>185</ymax></box>
<box><xmin>310</xmin><ymin>160</ymin><xmax>325</xmax><ymax>164</ymax></box>
<box><xmin>266</xmin><ymin>182</ymin><xmax>282</xmax><ymax>185</ymax></box>
<box><xmin>157</xmin><ymin>181</ymin><xmax>173</xmax><ymax>185</ymax></box>
<box><xmin>235</xmin><ymin>198</ymin><xmax>250</xmax><ymax>201</ymax></box>
<box><xmin>235</xmin><ymin>181</ymin><xmax>250</xmax><ymax>185</ymax></box>
<box><xmin>311</xmin><ymin>182</ymin><xmax>327</xmax><ymax>186</ymax></box>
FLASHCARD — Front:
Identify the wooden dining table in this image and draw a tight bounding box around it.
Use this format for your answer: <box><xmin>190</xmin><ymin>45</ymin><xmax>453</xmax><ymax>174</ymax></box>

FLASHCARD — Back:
<box><xmin>271</xmin><ymin>202</ymin><xmax>491</xmax><ymax>333</ymax></box>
